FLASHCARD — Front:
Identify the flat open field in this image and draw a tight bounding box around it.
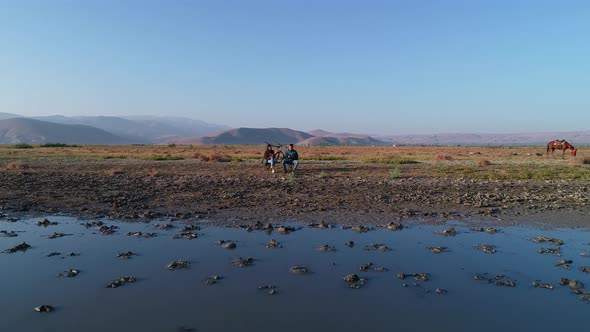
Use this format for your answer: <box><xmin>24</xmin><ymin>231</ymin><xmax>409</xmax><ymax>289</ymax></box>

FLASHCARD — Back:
<box><xmin>1</xmin><ymin>145</ymin><xmax>589</xmax><ymax>227</ymax></box>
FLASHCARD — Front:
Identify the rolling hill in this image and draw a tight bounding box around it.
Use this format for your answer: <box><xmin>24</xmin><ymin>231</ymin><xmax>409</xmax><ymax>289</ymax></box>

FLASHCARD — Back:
<box><xmin>0</xmin><ymin>112</ymin><xmax>22</xmax><ymax>120</ymax></box>
<box><xmin>0</xmin><ymin>118</ymin><xmax>139</xmax><ymax>145</ymax></box>
<box><xmin>172</xmin><ymin>127</ymin><xmax>314</xmax><ymax>145</ymax></box>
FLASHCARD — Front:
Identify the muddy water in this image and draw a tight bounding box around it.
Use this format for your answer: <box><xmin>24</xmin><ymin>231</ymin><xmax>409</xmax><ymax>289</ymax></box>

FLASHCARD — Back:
<box><xmin>1</xmin><ymin>216</ymin><xmax>589</xmax><ymax>332</ymax></box>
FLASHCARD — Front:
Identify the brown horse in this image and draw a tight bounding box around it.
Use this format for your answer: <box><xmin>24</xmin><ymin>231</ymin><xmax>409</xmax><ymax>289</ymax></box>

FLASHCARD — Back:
<box><xmin>546</xmin><ymin>140</ymin><xmax>577</xmax><ymax>158</ymax></box>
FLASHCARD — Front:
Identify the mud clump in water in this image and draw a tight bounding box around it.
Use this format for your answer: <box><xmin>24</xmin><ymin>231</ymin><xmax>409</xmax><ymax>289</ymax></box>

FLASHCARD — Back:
<box><xmin>436</xmin><ymin>227</ymin><xmax>457</xmax><ymax>236</ymax></box>
<box><xmin>106</xmin><ymin>276</ymin><xmax>136</xmax><ymax>288</ymax></box>
<box><xmin>0</xmin><ymin>230</ymin><xmax>18</xmax><ymax>237</ymax></box>
<box><xmin>127</xmin><ymin>231</ymin><xmax>157</xmax><ymax>238</ymax></box>
<box><xmin>533</xmin><ymin>236</ymin><xmax>564</xmax><ymax>246</ymax></box>
<box><xmin>167</xmin><ymin>259</ymin><xmax>189</xmax><ymax>270</ymax></box>
<box><xmin>37</xmin><ymin>218</ymin><xmax>58</xmax><ymax>227</ymax></box>
<box><xmin>217</xmin><ymin>240</ymin><xmax>237</xmax><ymax>249</ymax></box>
<box><xmin>3</xmin><ymin>242</ymin><xmax>31</xmax><ymax>253</ymax></box>
<box><xmin>203</xmin><ymin>275</ymin><xmax>223</xmax><ymax>285</ymax></box>
<box><xmin>116</xmin><ymin>251</ymin><xmax>137</xmax><ymax>259</ymax></box>
<box><xmin>427</xmin><ymin>246</ymin><xmax>447</xmax><ymax>254</ymax></box>
<box><xmin>33</xmin><ymin>305</ymin><xmax>54</xmax><ymax>313</ymax></box>
<box><xmin>232</xmin><ymin>257</ymin><xmax>255</xmax><ymax>268</ymax></box>
<box><xmin>265</xmin><ymin>239</ymin><xmax>282</xmax><ymax>249</ymax></box>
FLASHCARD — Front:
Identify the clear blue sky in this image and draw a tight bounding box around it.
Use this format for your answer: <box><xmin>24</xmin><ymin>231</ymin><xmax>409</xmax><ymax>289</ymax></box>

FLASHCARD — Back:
<box><xmin>1</xmin><ymin>0</ymin><xmax>589</xmax><ymax>134</ymax></box>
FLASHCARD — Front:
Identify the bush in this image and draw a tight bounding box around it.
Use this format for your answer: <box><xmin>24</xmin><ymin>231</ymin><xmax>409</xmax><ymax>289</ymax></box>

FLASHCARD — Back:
<box><xmin>146</xmin><ymin>169</ymin><xmax>160</xmax><ymax>177</ymax></box>
<box><xmin>39</xmin><ymin>143</ymin><xmax>73</xmax><ymax>147</ymax></box>
<box><xmin>209</xmin><ymin>153</ymin><xmax>232</xmax><ymax>162</ymax></box>
<box><xmin>478</xmin><ymin>159</ymin><xmax>492</xmax><ymax>166</ymax></box>
<box><xmin>569</xmin><ymin>157</ymin><xmax>590</xmax><ymax>165</ymax></box>
<box><xmin>434</xmin><ymin>153</ymin><xmax>452</xmax><ymax>161</ymax></box>
<box><xmin>14</xmin><ymin>144</ymin><xmax>33</xmax><ymax>149</ymax></box>
<box><xmin>389</xmin><ymin>167</ymin><xmax>401</xmax><ymax>178</ymax></box>
<box><xmin>103</xmin><ymin>155</ymin><xmax>128</xmax><ymax>159</ymax></box>
<box><xmin>144</xmin><ymin>155</ymin><xmax>184</xmax><ymax>161</ymax></box>
<box><xmin>5</xmin><ymin>162</ymin><xmax>30</xmax><ymax>170</ymax></box>
<box><xmin>106</xmin><ymin>168</ymin><xmax>124</xmax><ymax>176</ymax></box>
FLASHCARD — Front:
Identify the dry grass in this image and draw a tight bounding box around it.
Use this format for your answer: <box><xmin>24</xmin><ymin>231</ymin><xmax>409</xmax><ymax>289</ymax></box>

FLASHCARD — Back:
<box><xmin>568</xmin><ymin>157</ymin><xmax>583</xmax><ymax>164</ymax></box>
<box><xmin>1</xmin><ymin>144</ymin><xmax>589</xmax><ymax>180</ymax></box>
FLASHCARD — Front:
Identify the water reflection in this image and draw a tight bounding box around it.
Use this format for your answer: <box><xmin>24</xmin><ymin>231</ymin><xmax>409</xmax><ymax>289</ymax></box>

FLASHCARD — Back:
<box><xmin>1</xmin><ymin>216</ymin><xmax>589</xmax><ymax>332</ymax></box>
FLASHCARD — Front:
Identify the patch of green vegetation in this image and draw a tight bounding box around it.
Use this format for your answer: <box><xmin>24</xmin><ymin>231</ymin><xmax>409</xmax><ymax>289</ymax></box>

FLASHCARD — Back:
<box><xmin>143</xmin><ymin>155</ymin><xmax>184</xmax><ymax>161</ymax></box>
<box><xmin>167</xmin><ymin>143</ymin><xmax>176</xmax><ymax>148</ymax></box>
<box><xmin>389</xmin><ymin>167</ymin><xmax>401</xmax><ymax>178</ymax></box>
<box><xmin>364</xmin><ymin>157</ymin><xmax>418</xmax><ymax>164</ymax></box>
<box><xmin>287</xmin><ymin>172</ymin><xmax>296</xmax><ymax>185</ymax></box>
<box><xmin>433</xmin><ymin>164</ymin><xmax>590</xmax><ymax>181</ymax></box>
<box><xmin>14</xmin><ymin>144</ymin><xmax>34</xmax><ymax>149</ymax></box>
<box><xmin>318</xmin><ymin>171</ymin><xmax>328</xmax><ymax>178</ymax></box>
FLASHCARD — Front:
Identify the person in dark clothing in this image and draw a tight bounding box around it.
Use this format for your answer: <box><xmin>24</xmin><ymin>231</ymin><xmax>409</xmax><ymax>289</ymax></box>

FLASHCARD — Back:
<box><xmin>262</xmin><ymin>144</ymin><xmax>276</xmax><ymax>173</ymax></box>
<box><xmin>282</xmin><ymin>144</ymin><xmax>299</xmax><ymax>173</ymax></box>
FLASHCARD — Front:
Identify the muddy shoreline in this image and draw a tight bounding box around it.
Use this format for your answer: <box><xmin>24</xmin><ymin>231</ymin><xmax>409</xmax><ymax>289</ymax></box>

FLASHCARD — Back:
<box><xmin>1</xmin><ymin>159</ymin><xmax>589</xmax><ymax>228</ymax></box>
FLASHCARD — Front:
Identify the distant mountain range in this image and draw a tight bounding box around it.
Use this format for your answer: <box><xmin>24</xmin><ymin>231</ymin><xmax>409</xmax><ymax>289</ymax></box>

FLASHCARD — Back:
<box><xmin>0</xmin><ymin>112</ymin><xmax>589</xmax><ymax>145</ymax></box>
<box><xmin>0</xmin><ymin>113</ymin><xmax>229</xmax><ymax>145</ymax></box>
<box><xmin>377</xmin><ymin>132</ymin><xmax>590</xmax><ymax>146</ymax></box>
<box><xmin>0</xmin><ymin>118</ymin><xmax>135</xmax><ymax>145</ymax></box>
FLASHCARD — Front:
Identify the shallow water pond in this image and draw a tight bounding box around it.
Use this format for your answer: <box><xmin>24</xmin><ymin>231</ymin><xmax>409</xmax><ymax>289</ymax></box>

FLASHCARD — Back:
<box><xmin>1</xmin><ymin>216</ymin><xmax>589</xmax><ymax>332</ymax></box>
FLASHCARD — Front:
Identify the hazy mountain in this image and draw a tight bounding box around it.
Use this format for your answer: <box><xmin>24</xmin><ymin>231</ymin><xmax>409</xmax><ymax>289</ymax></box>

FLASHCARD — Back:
<box><xmin>0</xmin><ymin>118</ymin><xmax>139</xmax><ymax>145</ymax></box>
<box><xmin>378</xmin><ymin>132</ymin><xmax>590</xmax><ymax>146</ymax></box>
<box><xmin>307</xmin><ymin>129</ymin><xmax>334</xmax><ymax>136</ymax></box>
<box><xmin>121</xmin><ymin>115</ymin><xmax>230</xmax><ymax>136</ymax></box>
<box><xmin>0</xmin><ymin>112</ymin><xmax>22</xmax><ymax>120</ymax></box>
<box><xmin>172</xmin><ymin>127</ymin><xmax>314</xmax><ymax>145</ymax></box>
<box><xmin>298</xmin><ymin>135</ymin><xmax>387</xmax><ymax>146</ymax></box>
<box><xmin>300</xmin><ymin>129</ymin><xmax>387</xmax><ymax>145</ymax></box>
<box><xmin>33</xmin><ymin>115</ymin><xmax>229</xmax><ymax>143</ymax></box>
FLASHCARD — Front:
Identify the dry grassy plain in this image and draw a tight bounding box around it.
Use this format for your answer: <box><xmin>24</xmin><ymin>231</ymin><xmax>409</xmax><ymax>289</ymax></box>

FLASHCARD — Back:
<box><xmin>1</xmin><ymin>144</ymin><xmax>589</xmax><ymax>180</ymax></box>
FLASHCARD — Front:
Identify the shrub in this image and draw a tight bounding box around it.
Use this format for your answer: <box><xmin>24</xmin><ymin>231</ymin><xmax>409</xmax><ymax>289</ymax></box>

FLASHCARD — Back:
<box><xmin>478</xmin><ymin>159</ymin><xmax>492</xmax><ymax>166</ymax></box>
<box><xmin>103</xmin><ymin>155</ymin><xmax>128</xmax><ymax>159</ymax></box>
<box><xmin>209</xmin><ymin>153</ymin><xmax>232</xmax><ymax>162</ymax></box>
<box><xmin>168</xmin><ymin>143</ymin><xmax>176</xmax><ymax>148</ymax></box>
<box><xmin>434</xmin><ymin>153</ymin><xmax>452</xmax><ymax>161</ymax></box>
<box><xmin>389</xmin><ymin>167</ymin><xmax>401</xmax><ymax>178</ymax></box>
<box><xmin>569</xmin><ymin>157</ymin><xmax>590</xmax><ymax>165</ymax></box>
<box><xmin>106</xmin><ymin>168</ymin><xmax>124</xmax><ymax>176</ymax></box>
<box><xmin>14</xmin><ymin>144</ymin><xmax>33</xmax><ymax>149</ymax></box>
<box><xmin>5</xmin><ymin>162</ymin><xmax>30</xmax><ymax>170</ymax></box>
<box><xmin>147</xmin><ymin>169</ymin><xmax>160</xmax><ymax>177</ymax></box>
<box><xmin>39</xmin><ymin>143</ymin><xmax>73</xmax><ymax>147</ymax></box>
<box><xmin>144</xmin><ymin>155</ymin><xmax>184</xmax><ymax>161</ymax></box>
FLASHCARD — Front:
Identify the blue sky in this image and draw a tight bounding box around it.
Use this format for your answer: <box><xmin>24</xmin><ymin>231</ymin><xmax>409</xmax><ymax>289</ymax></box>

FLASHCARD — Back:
<box><xmin>1</xmin><ymin>0</ymin><xmax>589</xmax><ymax>134</ymax></box>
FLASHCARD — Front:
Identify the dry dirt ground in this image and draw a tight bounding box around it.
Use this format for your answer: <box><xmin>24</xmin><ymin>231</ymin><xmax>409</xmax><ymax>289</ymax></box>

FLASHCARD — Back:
<box><xmin>1</xmin><ymin>145</ymin><xmax>589</xmax><ymax>228</ymax></box>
